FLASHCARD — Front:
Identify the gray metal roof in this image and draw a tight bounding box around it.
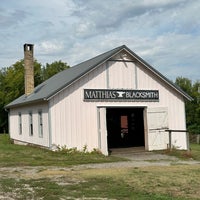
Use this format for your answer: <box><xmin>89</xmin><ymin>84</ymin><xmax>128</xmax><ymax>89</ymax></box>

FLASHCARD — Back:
<box><xmin>5</xmin><ymin>45</ymin><xmax>192</xmax><ymax>108</ymax></box>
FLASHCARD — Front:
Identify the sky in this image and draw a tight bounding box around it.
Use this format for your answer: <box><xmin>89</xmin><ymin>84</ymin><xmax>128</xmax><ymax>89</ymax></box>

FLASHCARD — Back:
<box><xmin>0</xmin><ymin>0</ymin><xmax>199</xmax><ymax>82</ymax></box>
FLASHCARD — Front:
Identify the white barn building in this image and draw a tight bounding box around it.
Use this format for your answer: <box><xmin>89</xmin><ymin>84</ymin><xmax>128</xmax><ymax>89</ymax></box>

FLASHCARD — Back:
<box><xmin>6</xmin><ymin>44</ymin><xmax>192</xmax><ymax>155</ymax></box>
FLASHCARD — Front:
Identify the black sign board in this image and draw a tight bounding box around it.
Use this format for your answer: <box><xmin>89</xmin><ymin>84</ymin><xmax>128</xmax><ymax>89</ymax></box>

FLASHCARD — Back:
<box><xmin>84</xmin><ymin>89</ymin><xmax>159</xmax><ymax>101</ymax></box>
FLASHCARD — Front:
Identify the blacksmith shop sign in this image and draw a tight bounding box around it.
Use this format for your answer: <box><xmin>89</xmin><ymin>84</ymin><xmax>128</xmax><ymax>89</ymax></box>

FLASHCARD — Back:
<box><xmin>84</xmin><ymin>89</ymin><xmax>159</xmax><ymax>101</ymax></box>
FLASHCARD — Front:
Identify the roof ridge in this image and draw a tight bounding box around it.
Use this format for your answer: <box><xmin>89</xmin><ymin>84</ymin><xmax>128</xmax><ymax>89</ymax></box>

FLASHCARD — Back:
<box><xmin>5</xmin><ymin>44</ymin><xmax>192</xmax><ymax>109</ymax></box>
<box><xmin>72</xmin><ymin>45</ymin><xmax>126</xmax><ymax>68</ymax></box>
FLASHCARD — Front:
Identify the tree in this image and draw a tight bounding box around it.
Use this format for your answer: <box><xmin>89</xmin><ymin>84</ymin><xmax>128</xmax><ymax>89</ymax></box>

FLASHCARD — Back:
<box><xmin>175</xmin><ymin>77</ymin><xmax>200</xmax><ymax>134</ymax></box>
<box><xmin>189</xmin><ymin>81</ymin><xmax>200</xmax><ymax>134</ymax></box>
<box><xmin>42</xmin><ymin>60</ymin><xmax>70</xmax><ymax>80</ymax></box>
<box><xmin>0</xmin><ymin>68</ymin><xmax>8</xmax><ymax>132</ymax></box>
<box><xmin>0</xmin><ymin>60</ymin><xmax>43</xmax><ymax>133</ymax></box>
<box><xmin>0</xmin><ymin>60</ymin><xmax>69</xmax><ymax>133</ymax></box>
<box><xmin>175</xmin><ymin>77</ymin><xmax>192</xmax><ymax>96</ymax></box>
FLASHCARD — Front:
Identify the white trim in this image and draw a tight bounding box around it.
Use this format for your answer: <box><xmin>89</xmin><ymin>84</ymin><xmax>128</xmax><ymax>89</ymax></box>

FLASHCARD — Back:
<box><xmin>135</xmin><ymin>62</ymin><xmax>138</xmax><ymax>89</ymax></box>
<box><xmin>97</xmin><ymin>108</ymin><xmax>101</xmax><ymax>149</ymax></box>
<box><xmin>97</xmin><ymin>104</ymin><xmax>148</xmax><ymax>108</ymax></box>
<box><xmin>98</xmin><ymin>107</ymin><xmax>108</xmax><ymax>155</ymax></box>
<box><xmin>125</xmin><ymin>48</ymin><xmax>192</xmax><ymax>101</ymax></box>
<box><xmin>48</xmin><ymin>102</ymin><xmax>52</xmax><ymax>148</ymax></box>
<box><xmin>97</xmin><ymin>105</ymin><xmax>148</xmax><ymax>153</ymax></box>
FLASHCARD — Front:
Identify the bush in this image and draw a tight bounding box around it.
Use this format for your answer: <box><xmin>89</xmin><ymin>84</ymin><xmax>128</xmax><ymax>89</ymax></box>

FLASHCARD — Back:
<box><xmin>188</xmin><ymin>124</ymin><xmax>200</xmax><ymax>134</ymax></box>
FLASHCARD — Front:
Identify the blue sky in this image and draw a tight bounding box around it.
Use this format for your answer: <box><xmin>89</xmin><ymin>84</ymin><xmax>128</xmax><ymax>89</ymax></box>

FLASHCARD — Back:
<box><xmin>0</xmin><ymin>0</ymin><xmax>199</xmax><ymax>81</ymax></box>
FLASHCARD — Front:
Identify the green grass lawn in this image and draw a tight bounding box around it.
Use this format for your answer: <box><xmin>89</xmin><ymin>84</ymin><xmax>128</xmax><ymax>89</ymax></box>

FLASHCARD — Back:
<box><xmin>159</xmin><ymin>143</ymin><xmax>200</xmax><ymax>161</ymax></box>
<box><xmin>0</xmin><ymin>134</ymin><xmax>124</xmax><ymax>167</ymax></box>
<box><xmin>1</xmin><ymin>134</ymin><xmax>200</xmax><ymax>200</ymax></box>
<box><xmin>190</xmin><ymin>143</ymin><xmax>200</xmax><ymax>160</ymax></box>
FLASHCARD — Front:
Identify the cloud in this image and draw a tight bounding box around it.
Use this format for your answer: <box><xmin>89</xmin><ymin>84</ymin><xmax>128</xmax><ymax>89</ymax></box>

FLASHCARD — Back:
<box><xmin>0</xmin><ymin>0</ymin><xmax>199</xmax><ymax>81</ymax></box>
<box><xmin>0</xmin><ymin>9</ymin><xmax>28</xmax><ymax>28</ymax></box>
<box><xmin>37</xmin><ymin>40</ymin><xmax>64</xmax><ymax>55</ymax></box>
<box><xmin>71</xmin><ymin>0</ymin><xmax>191</xmax><ymax>38</ymax></box>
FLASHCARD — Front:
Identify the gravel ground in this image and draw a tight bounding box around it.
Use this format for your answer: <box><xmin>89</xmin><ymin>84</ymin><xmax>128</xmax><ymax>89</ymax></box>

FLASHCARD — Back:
<box><xmin>72</xmin><ymin>151</ymin><xmax>200</xmax><ymax>170</ymax></box>
<box><xmin>0</xmin><ymin>152</ymin><xmax>200</xmax><ymax>200</ymax></box>
<box><xmin>0</xmin><ymin>151</ymin><xmax>200</xmax><ymax>179</ymax></box>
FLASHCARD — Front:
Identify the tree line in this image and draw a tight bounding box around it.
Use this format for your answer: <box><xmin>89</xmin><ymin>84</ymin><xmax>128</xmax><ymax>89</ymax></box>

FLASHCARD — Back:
<box><xmin>0</xmin><ymin>60</ymin><xmax>199</xmax><ymax>135</ymax></box>
<box><xmin>0</xmin><ymin>60</ymin><xmax>69</xmax><ymax>132</ymax></box>
<box><xmin>175</xmin><ymin>77</ymin><xmax>200</xmax><ymax>134</ymax></box>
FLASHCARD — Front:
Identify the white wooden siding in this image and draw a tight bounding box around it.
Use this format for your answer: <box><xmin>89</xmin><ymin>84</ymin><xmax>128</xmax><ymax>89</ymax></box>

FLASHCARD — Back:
<box><xmin>147</xmin><ymin>107</ymin><xmax>169</xmax><ymax>150</ymax></box>
<box><xmin>9</xmin><ymin>102</ymin><xmax>50</xmax><ymax>147</ymax></box>
<box><xmin>98</xmin><ymin>107</ymin><xmax>108</xmax><ymax>155</ymax></box>
<box><xmin>9</xmin><ymin>51</ymin><xmax>187</xmax><ymax>153</ymax></box>
<box><xmin>49</xmin><ymin>52</ymin><xmax>187</xmax><ymax>153</ymax></box>
<box><xmin>108</xmin><ymin>61</ymin><xmax>136</xmax><ymax>89</ymax></box>
<box><xmin>137</xmin><ymin>63</ymin><xmax>187</xmax><ymax>149</ymax></box>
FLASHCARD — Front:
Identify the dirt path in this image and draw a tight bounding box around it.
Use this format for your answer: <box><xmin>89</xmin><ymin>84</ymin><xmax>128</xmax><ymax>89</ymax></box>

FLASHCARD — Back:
<box><xmin>0</xmin><ymin>152</ymin><xmax>200</xmax><ymax>179</ymax></box>
<box><xmin>1</xmin><ymin>152</ymin><xmax>200</xmax><ymax>200</ymax></box>
<box><xmin>72</xmin><ymin>151</ymin><xmax>200</xmax><ymax>169</ymax></box>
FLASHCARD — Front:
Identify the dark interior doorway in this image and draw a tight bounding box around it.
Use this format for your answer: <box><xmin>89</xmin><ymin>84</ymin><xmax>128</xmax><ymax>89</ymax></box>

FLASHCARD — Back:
<box><xmin>107</xmin><ymin>107</ymin><xmax>145</xmax><ymax>149</ymax></box>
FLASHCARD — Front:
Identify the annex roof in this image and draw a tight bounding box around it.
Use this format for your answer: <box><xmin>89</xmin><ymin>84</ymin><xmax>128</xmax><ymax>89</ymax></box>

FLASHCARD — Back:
<box><xmin>5</xmin><ymin>45</ymin><xmax>192</xmax><ymax>108</ymax></box>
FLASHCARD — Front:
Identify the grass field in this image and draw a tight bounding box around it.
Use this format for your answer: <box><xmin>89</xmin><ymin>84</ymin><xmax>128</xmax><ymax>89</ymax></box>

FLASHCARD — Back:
<box><xmin>0</xmin><ymin>134</ymin><xmax>200</xmax><ymax>200</ymax></box>
<box><xmin>157</xmin><ymin>143</ymin><xmax>200</xmax><ymax>161</ymax></box>
<box><xmin>190</xmin><ymin>143</ymin><xmax>200</xmax><ymax>160</ymax></box>
<box><xmin>0</xmin><ymin>134</ymin><xmax>124</xmax><ymax>167</ymax></box>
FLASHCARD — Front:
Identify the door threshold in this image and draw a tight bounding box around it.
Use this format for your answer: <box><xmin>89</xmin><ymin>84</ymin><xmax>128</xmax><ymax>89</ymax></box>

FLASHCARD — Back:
<box><xmin>109</xmin><ymin>146</ymin><xmax>146</xmax><ymax>155</ymax></box>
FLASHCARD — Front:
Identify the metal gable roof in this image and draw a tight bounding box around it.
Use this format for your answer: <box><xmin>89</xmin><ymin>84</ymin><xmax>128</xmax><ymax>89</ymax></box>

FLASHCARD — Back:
<box><xmin>5</xmin><ymin>45</ymin><xmax>192</xmax><ymax>109</ymax></box>
<box><xmin>5</xmin><ymin>45</ymin><xmax>125</xmax><ymax>108</ymax></box>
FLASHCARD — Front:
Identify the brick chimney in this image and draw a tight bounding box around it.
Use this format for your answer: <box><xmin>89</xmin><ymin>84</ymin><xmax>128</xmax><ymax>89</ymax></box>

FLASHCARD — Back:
<box><xmin>24</xmin><ymin>44</ymin><xmax>34</xmax><ymax>95</ymax></box>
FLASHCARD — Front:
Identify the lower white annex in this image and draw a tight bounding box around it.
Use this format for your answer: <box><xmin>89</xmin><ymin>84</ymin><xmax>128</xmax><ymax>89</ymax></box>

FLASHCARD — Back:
<box><xmin>6</xmin><ymin>44</ymin><xmax>192</xmax><ymax>155</ymax></box>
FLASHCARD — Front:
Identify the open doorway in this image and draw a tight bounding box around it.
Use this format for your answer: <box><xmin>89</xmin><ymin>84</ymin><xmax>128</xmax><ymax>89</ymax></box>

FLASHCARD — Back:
<box><xmin>107</xmin><ymin>107</ymin><xmax>145</xmax><ymax>149</ymax></box>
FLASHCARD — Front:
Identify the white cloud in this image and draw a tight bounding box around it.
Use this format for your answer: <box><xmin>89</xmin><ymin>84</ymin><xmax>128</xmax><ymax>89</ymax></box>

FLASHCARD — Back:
<box><xmin>36</xmin><ymin>41</ymin><xmax>64</xmax><ymax>55</ymax></box>
<box><xmin>0</xmin><ymin>0</ymin><xmax>199</xmax><ymax>81</ymax></box>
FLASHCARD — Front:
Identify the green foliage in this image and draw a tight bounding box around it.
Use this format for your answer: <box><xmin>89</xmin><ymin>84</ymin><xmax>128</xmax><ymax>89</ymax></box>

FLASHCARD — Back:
<box><xmin>0</xmin><ymin>60</ymin><xmax>69</xmax><ymax>132</ymax></box>
<box><xmin>190</xmin><ymin>143</ymin><xmax>200</xmax><ymax>160</ymax></box>
<box><xmin>0</xmin><ymin>134</ymin><xmax>124</xmax><ymax>167</ymax></box>
<box><xmin>159</xmin><ymin>143</ymin><xmax>200</xmax><ymax>161</ymax></box>
<box><xmin>42</xmin><ymin>60</ymin><xmax>69</xmax><ymax>80</ymax></box>
<box><xmin>175</xmin><ymin>77</ymin><xmax>193</xmax><ymax>95</ymax></box>
<box><xmin>52</xmin><ymin>143</ymin><xmax>102</xmax><ymax>155</ymax></box>
<box><xmin>0</xmin><ymin>58</ymin><xmax>199</xmax><ymax>136</ymax></box>
<box><xmin>175</xmin><ymin>77</ymin><xmax>200</xmax><ymax>134</ymax></box>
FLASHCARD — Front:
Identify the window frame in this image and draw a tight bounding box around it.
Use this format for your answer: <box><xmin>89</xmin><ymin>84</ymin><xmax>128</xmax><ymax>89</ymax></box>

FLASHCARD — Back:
<box><xmin>29</xmin><ymin>111</ymin><xmax>33</xmax><ymax>136</ymax></box>
<box><xmin>38</xmin><ymin>110</ymin><xmax>43</xmax><ymax>138</ymax></box>
<box><xmin>18</xmin><ymin>112</ymin><xmax>22</xmax><ymax>135</ymax></box>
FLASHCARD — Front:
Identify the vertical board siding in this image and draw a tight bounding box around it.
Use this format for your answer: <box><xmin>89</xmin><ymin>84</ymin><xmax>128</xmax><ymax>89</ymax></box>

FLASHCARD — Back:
<box><xmin>9</xmin><ymin>52</ymin><xmax>187</xmax><ymax>153</ymax></box>
<box><xmin>147</xmin><ymin>107</ymin><xmax>169</xmax><ymax>150</ymax></box>
<box><xmin>50</xmin><ymin>63</ymin><xmax>107</xmax><ymax>151</ymax></box>
<box><xmin>108</xmin><ymin>61</ymin><xmax>135</xmax><ymax>89</ymax></box>
<box><xmin>137</xmin><ymin>63</ymin><xmax>187</xmax><ymax>149</ymax></box>
<box><xmin>49</xmin><ymin>56</ymin><xmax>187</xmax><ymax>152</ymax></box>
<box><xmin>9</xmin><ymin>102</ymin><xmax>49</xmax><ymax>147</ymax></box>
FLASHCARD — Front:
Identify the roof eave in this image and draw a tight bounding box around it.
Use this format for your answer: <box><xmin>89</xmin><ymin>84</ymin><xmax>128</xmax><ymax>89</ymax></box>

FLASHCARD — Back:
<box><xmin>46</xmin><ymin>46</ymin><xmax>126</xmax><ymax>100</ymax></box>
<box><xmin>46</xmin><ymin>45</ymin><xmax>193</xmax><ymax>102</ymax></box>
<box><xmin>123</xmin><ymin>46</ymin><xmax>193</xmax><ymax>102</ymax></box>
<box><xmin>5</xmin><ymin>98</ymin><xmax>47</xmax><ymax>109</ymax></box>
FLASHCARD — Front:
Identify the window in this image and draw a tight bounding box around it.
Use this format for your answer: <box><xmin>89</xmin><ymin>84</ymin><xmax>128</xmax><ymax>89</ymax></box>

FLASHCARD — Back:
<box><xmin>120</xmin><ymin>115</ymin><xmax>128</xmax><ymax>138</ymax></box>
<box><xmin>29</xmin><ymin>112</ymin><xmax>33</xmax><ymax>136</ymax></box>
<box><xmin>18</xmin><ymin>112</ymin><xmax>22</xmax><ymax>135</ymax></box>
<box><xmin>38</xmin><ymin>111</ymin><xmax>43</xmax><ymax>138</ymax></box>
